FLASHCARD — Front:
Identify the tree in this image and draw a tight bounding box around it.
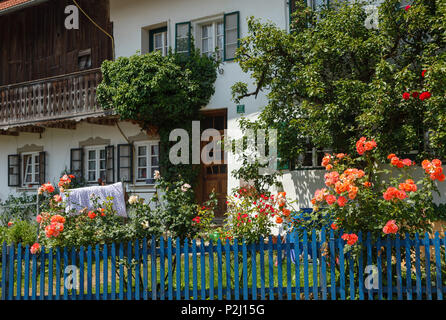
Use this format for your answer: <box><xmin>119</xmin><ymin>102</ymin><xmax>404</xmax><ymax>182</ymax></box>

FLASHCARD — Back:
<box><xmin>232</xmin><ymin>0</ymin><xmax>446</xmax><ymax>166</ymax></box>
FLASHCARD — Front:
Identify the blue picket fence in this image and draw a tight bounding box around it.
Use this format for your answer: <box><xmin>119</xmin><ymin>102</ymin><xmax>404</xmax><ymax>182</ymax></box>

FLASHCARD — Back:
<box><xmin>1</xmin><ymin>229</ymin><xmax>446</xmax><ymax>300</ymax></box>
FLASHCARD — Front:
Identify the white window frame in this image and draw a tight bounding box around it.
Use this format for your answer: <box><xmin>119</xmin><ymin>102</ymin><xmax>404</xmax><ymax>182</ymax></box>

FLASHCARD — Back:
<box><xmin>21</xmin><ymin>152</ymin><xmax>40</xmax><ymax>186</ymax></box>
<box><xmin>85</xmin><ymin>145</ymin><xmax>107</xmax><ymax>184</ymax></box>
<box><xmin>152</xmin><ymin>30</ymin><xmax>168</xmax><ymax>56</ymax></box>
<box><xmin>134</xmin><ymin>141</ymin><xmax>160</xmax><ymax>184</ymax></box>
<box><xmin>195</xmin><ymin>18</ymin><xmax>224</xmax><ymax>60</ymax></box>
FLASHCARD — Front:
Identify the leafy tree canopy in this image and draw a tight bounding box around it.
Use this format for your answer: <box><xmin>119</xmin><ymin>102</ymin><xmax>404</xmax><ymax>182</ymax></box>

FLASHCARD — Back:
<box><xmin>232</xmin><ymin>0</ymin><xmax>446</xmax><ymax>165</ymax></box>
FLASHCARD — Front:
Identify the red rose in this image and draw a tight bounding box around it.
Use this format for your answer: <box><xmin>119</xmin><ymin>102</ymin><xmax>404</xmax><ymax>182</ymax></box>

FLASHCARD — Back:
<box><xmin>405</xmin><ymin>5</ymin><xmax>411</xmax><ymax>11</ymax></box>
<box><xmin>419</xmin><ymin>91</ymin><xmax>431</xmax><ymax>101</ymax></box>
<box><xmin>402</xmin><ymin>92</ymin><xmax>410</xmax><ymax>100</ymax></box>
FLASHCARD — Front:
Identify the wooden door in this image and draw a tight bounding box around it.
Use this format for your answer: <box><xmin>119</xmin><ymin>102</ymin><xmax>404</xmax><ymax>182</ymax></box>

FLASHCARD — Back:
<box><xmin>197</xmin><ymin>110</ymin><xmax>228</xmax><ymax>223</ymax></box>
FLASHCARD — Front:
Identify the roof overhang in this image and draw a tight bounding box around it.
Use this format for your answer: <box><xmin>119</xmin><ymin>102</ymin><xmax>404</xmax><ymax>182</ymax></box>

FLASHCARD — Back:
<box><xmin>0</xmin><ymin>0</ymin><xmax>48</xmax><ymax>16</ymax></box>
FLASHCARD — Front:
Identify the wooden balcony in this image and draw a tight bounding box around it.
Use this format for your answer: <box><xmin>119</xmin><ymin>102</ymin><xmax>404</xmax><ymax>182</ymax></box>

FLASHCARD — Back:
<box><xmin>0</xmin><ymin>68</ymin><xmax>105</xmax><ymax>129</ymax></box>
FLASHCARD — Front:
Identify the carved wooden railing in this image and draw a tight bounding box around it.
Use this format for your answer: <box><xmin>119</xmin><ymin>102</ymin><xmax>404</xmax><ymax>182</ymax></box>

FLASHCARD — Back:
<box><xmin>0</xmin><ymin>68</ymin><xmax>103</xmax><ymax>127</ymax></box>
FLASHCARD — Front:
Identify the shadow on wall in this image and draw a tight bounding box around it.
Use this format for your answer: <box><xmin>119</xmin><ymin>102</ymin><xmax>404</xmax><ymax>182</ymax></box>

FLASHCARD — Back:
<box><xmin>281</xmin><ymin>169</ymin><xmax>326</xmax><ymax>208</ymax></box>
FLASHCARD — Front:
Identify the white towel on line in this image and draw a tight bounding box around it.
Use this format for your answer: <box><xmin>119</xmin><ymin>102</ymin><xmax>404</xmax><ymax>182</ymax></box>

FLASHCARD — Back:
<box><xmin>61</xmin><ymin>182</ymin><xmax>127</xmax><ymax>217</ymax></box>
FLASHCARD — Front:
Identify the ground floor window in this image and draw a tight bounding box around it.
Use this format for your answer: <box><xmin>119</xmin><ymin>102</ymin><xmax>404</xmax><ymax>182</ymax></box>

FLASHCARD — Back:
<box><xmin>22</xmin><ymin>152</ymin><xmax>40</xmax><ymax>186</ymax></box>
<box><xmin>135</xmin><ymin>141</ymin><xmax>160</xmax><ymax>183</ymax></box>
<box><xmin>86</xmin><ymin>146</ymin><xmax>107</xmax><ymax>183</ymax></box>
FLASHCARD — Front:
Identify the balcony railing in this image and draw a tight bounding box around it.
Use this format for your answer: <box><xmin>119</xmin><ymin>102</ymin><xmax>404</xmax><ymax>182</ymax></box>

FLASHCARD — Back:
<box><xmin>0</xmin><ymin>68</ymin><xmax>104</xmax><ymax>128</ymax></box>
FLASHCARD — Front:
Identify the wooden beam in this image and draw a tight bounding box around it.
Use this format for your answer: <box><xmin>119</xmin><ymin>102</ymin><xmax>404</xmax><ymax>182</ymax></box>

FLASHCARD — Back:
<box><xmin>41</xmin><ymin>121</ymin><xmax>77</xmax><ymax>130</ymax></box>
<box><xmin>85</xmin><ymin>117</ymin><xmax>118</xmax><ymax>126</ymax></box>
<box><xmin>0</xmin><ymin>130</ymin><xmax>19</xmax><ymax>136</ymax></box>
<box><xmin>15</xmin><ymin>126</ymin><xmax>45</xmax><ymax>134</ymax></box>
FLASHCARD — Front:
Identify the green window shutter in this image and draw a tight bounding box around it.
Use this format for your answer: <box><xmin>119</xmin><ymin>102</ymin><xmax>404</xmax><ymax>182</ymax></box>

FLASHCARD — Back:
<box><xmin>39</xmin><ymin>151</ymin><xmax>46</xmax><ymax>185</ymax></box>
<box><xmin>149</xmin><ymin>26</ymin><xmax>168</xmax><ymax>53</ymax></box>
<box><xmin>8</xmin><ymin>154</ymin><xmax>20</xmax><ymax>187</ymax></box>
<box><xmin>175</xmin><ymin>22</ymin><xmax>191</xmax><ymax>55</ymax></box>
<box><xmin>223</xmin><ymin>11</ymin><xmax>240</xmax><ymax>61</ymax></box>
<box><xmin>105</xmin><ymin>145</ymin><xmax>115</xmax><ymax>184</ymax></box>
<box><xmin>117</xmin><ymin>144</ymin><xmax>133</xmax><ymax>183</ymax></box>
<box><xmin>70</xmin><ymin>148</ymin><xmax>84</xmax><ymax>180</ymax></box>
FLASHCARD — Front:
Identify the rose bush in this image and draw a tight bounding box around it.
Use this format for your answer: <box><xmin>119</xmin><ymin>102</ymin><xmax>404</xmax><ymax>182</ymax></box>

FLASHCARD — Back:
<box><xmin>217</xmin><ymin>186</ymin><xmax>297</xmax><ymax>244</ymax></box>
<box><xmin>29</xmin><ymin>171</ymin><xmax>219</xmax><ymax>252</ymax></box>
<box><xmin>307</xmin><ymin>137</ymin><xmax>445</xmax><ymax>248</ymax></box>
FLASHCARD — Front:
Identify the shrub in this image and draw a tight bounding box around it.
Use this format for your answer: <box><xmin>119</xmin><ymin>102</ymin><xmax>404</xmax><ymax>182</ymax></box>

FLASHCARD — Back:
<box><xmin>5</xmin><ymin>221</ymin><xmax>38</xmax><ymax>246</ymax></box>
<box><xmin>0</xmin><ymin>193</ymin><xmax>37</xmax><ymax>226</ymax></box>
<box><xmin>306</xmin><ymin>137</ymin><xmax>445</xmax><ymax>248</ymax></box>
<box><xmin>218</xmin><ymin>186</ymin><xmax>297</xmax><ymax>243</ymax></box>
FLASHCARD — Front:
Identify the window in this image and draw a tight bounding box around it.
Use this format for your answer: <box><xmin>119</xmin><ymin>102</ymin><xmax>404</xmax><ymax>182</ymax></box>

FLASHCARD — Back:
<box><xmin>149</xmin><ymin>27</ymin><xmax>168</xmax><ymax>56</ymax></box>
<box><xmin>177</xmin><ymin>11</ymin><xmax>240</xmax><ymax>60</ymax></box>
<box><xmin>135</xmin><ymin>142</ymin><xmax>160</xmax><ymax>183</ymax></box>
<box><xmin>8</xmin><ymin>151</ymin><xmax>45</xmax><ymax>187</ymax></box>
<box><xmin>200</xmin><ymin>21</ymin><xmax>224</xmax><ymax>59</ymax></box>
<box><xmin>78</xmin><ymin>49</ymin><xmax>92</xmax><ymax>71</ymax></box>
<box><xmin>175</xmin><ymin>22</ymin><xmax>191</xmax><ymax>55</ymax></box>
<box><xmin>22</xmin><ymin>152</ymin><xmax>40</xmax><ymax>186</ymax></box>
<box><xmin>290</xmin><ymin>138</ymin><xmax>328</xmax><ymax>169</ymax></box>
<box><xmin>85</xmin><ymin>147</ymin><xmax>107</xmax><ymax>183</ymax></box>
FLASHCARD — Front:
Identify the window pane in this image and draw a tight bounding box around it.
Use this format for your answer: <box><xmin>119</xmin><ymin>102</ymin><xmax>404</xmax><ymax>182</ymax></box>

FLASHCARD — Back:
<box><xmin>151</xmin><ymin>156</ymin><xmax>159</xmax><ymax>166</ymax></box>
<box><xmin>138</xmin><ymin>146</ymin><xmax>147</xmax><ymax>156</ymax></box>
<box><xmin>138</xmin><ymin>168</ymin><xmax>147</xmax><ymax>179</ymax></box>
<box><xmin>151</xmin><ymin>145</ymin><xmax>159</xmax><ymax>156</ymax></box>
<box><xmin>202</xmin><ymin>24</ymin><xmax>211</xmax><ymax>38</ymax></box>
<box><xmin>217</xmin><ymin>22</ymin><xmax>224</xmax><ymax>36</ymax></box>
<box><xmin>88</xmin><ymin>161</ymin><xmax>96</xmax><ymax>170</ymax></box>
<box><xmin>88</xmin><ymin>171</ymin><xmax>96</xmax><ymax>181</ymax></box>
<box><xmin>88</xmin><ymin>150</ymin><xmax>96</xmax><ymax>160</ymax></box>
<box><xmin>154</xmin><ymin>33</ymin><xmax>163</xmax><ymax>49</ymax></box>
<box><xmin>138</xmin><ymin>157</ymin><xmax>147</xmax><ymax>167</ymax></box>
<box><xmin>176</xmin><ymin>23</ymin><xmax>189</xmax><ymax>53</ymax></box>
<box><xmin>202</xmin><ymin>38</ymin><xmax>210</xmax><ymax>54</ymax></box>
<box><xmin>177</xmin><ymin>23</ymin><xmax>189</xmax><ymax>38</ymax></box>
<box><xmin>100</xmin><ymin>159</ymin><xmax>106</xmax><ymax>170</ymax></box>
<box><xmin>100</xmin><ymin>149</ymin><xmax>106</xmax><ymax>160</ymax></box>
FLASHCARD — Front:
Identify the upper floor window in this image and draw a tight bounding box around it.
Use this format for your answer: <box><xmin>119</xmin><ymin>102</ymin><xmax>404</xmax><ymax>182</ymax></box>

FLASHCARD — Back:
<box><xmin>78</xmin><ymin>49</ymin><xmax>92</xmax><ymax>71</ymax></box>
<box><xmin>175</xmin><ymin>22</ymin><xmax>191</xmax><ymax>55</ymax></box>
<box><xmin>200</xmin><ymin>21</ymin><xmax>224</xmax><ymax>59</ymax></box>
<box><xmin>176</xmin><ymin>11</ymin><xmax>240</xmax><ymax>61</ymax></box>
<box><xmin>149</xmin><ymin>27</ymin><xmax>168</xmax><ymax>56</ymax></box>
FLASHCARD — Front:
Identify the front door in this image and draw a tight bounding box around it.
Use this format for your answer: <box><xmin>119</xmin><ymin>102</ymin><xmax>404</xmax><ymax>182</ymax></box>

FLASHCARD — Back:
<box><xmin>198</xmin><ymin>110</ymin><xmax>228</xmax><ymax>223</ymax></box>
